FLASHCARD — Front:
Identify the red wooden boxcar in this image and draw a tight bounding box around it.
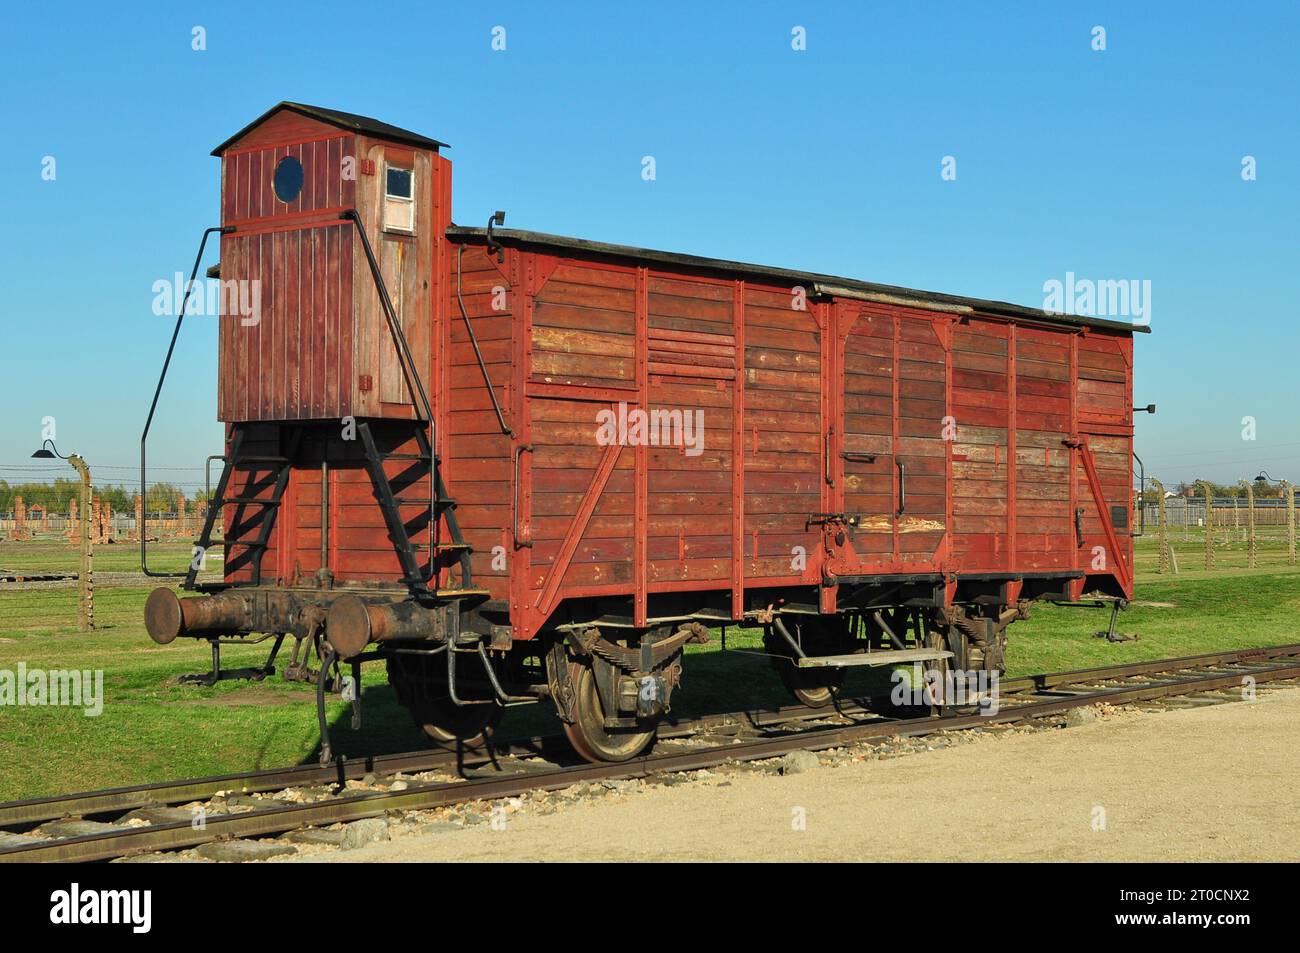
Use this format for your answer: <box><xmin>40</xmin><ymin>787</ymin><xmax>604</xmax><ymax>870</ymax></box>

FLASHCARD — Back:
<box><xmin>144</xmin><ymin>103</ymin><xmax>1148</xmax><ymax>761</ymax></box>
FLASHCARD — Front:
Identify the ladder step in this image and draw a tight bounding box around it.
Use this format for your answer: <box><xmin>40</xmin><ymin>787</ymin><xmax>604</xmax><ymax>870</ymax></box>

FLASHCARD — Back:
<box><xmin>223</xmin><ymin>540</ymin><xmax>268</xmax><ymax>549</ymax></box>
<box><xmin>220</xmin><ymin>497</ymin><xmax>281</xmax><ymax>506</ymax></box>
<box><xmin>388</xmin><ymin>494</ymin><xmax>457</xmax><ymax>509</ymax></box>
<box><xmin>384</xmin><ymin>453</ymin><xmax>431</xmax><ymax>462</ymax></box>
<box><xmin>797</xmin><ymin>648</ymin><xmax>954</xmax><ymax>669</ymax></box>
<box><xmin>435</xmin><ymin>588</ymin><xmax>492</xmax><ymax>600</ymax></box>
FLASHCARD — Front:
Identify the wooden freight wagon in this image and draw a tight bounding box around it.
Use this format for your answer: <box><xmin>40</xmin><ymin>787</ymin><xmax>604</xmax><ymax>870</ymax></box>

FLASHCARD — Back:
<box><xmin>143</xmin><ymin>103</ymin><xmax>1149</xmax><ymax>761</ymax></box>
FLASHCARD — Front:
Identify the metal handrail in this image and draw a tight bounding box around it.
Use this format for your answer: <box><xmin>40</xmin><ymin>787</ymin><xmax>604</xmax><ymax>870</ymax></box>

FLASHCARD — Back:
<box><xmin>341</xmin><ymin>209</ymin><xmax>440</xmax><ymax>586</ymax></box>
<box><xmin>456</xmin><ymin>245</ymin><xmax>513</xmax><ymax>436</ymax></box>
<box><xmin>140</xmin><ymin>225</ymin><xmax>232</xmax><ymax>578</ymax></box>
<box><xmin>1132</xmin><ymin>451</ymin><xmax>1145</xmax><ymax>537</ymax></box>
<box><xmin>341</xmin><ymin>210</ymin><xmax>434</xmax><ymax>425</ymax></box>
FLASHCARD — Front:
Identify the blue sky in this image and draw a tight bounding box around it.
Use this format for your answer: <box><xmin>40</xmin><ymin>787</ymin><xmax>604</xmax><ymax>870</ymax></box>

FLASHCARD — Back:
<box><xmin>1</xmin><ymin>0</ymin><xmax>1296</xmax><ymax>492</ymax></box>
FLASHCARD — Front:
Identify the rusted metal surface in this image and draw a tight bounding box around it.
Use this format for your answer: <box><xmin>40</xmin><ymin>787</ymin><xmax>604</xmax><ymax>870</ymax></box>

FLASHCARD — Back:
<box><xmin>144</xmin><ymin>589</ymin><xmax>253</xmax><ymax>644</ymax></box>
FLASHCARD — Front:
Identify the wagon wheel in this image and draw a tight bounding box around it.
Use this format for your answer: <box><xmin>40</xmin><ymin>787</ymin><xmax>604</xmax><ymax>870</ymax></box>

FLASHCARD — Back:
<box><xmin>924</xmin><ymin>611</ymin><xmax>996</xmax><ymax>713</ymax></box>
<box><xmin>763</xmin><ymin>618</ymin><xmax>846</xmax><ymax>709</ymax></box>
<box><xmin>950</xmin><ymin>608</ymin><xmax>1007</xmax><ymax>676</ymax></box>
<box><xmin>385</xmin><ymin>657</ymin><xmax>502</xmax><ymax>746</ymax></box>
<box><xmin>563</xmin><ymin>658</ymin><xmax>657</xmax><ymax>763</ymax></box>
<box><xmin>408</xmin><ymin>697</ymin><xmax>502</xmax><ymax>746</ymax></box>
<box><xmin>919</xmin><ymin>621</ymin><xmax>955</xmax><ymax>713</ymax></box>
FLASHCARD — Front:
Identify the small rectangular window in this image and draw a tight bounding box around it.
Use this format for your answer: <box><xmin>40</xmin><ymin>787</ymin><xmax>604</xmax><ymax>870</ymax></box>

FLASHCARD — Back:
<box><xmin>383</xmin><ymin>165</ymin><xmax>414</xmax><ymax>233</ymax></box>
<box><xmin>386</xmin><ymin>167</ymin><xmax>412</xmax><ymax>199</ymax></box>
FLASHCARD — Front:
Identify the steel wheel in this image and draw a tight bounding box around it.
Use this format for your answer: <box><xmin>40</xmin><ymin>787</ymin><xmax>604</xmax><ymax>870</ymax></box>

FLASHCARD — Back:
<box><xmin>763</xmin><ymin>622</ymin><xmax>846</xmax><ymax>708</ymax></box>
<box><xmin>386</xmin><ymin>656</ymin><xmax>501</xmax><ymax>746</ymax></box>
<box><xmin>919</xmin><ymin>623</ymin><xmax>952</xmax><ymax>712</ymax></box>
<box><xmin>408</xmin><ymin>697</ymin><xmax>502</xmax><ymax>746</ymax></box>
<box><xmin>563</xmin><ymin>659</ymin><xmax>656</xmax><ymax>762</ymax></box>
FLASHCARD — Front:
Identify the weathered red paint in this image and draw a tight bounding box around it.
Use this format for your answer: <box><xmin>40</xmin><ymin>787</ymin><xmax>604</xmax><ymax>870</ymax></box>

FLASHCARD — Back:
<box><xmin>209</xmin><ymin>105</ymin><xmax>1139</xmax><ymax>640</ymax></box>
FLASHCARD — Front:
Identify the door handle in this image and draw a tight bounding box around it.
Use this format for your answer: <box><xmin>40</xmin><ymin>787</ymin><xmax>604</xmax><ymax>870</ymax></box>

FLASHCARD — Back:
<box><xmin>896</xmin><ymin>459</ymin><xmax>906</xmax><ymax>517</ymax></box>
<box><xmin>513</xmin><ymin>444</ymin><xmax>533</xmax><ymax>548</ymax></box>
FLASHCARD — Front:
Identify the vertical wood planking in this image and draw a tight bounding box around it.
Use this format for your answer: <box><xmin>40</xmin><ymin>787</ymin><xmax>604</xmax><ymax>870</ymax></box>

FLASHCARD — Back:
<box><xmin>731</xmin><ymin>280</ymin><xmax>745</xmax><ymax>619</ymax></box>
<box><xmin>1069</xmin><ymin>331</ymin><xmax>1079</xmax><ymax>574</ymax></box>
<box><xmin>217</xmin><ymin>132</ymin><xmax>363</xmax><ymax>424</ymax></box>
<box><xmin>943</xmin><ymin>317</ymin><xmax>954</xmax><ymax>568</ymax></box>
<box><xmin>511</xmin><ymin>248</ymin><xmax>533</xmax><ymax>627</ymax></box>
<box><xmin>634</xmin><ymin>267</ymin><xmax>648</xmax><ymax>627</ymax></box>
<box><xmin>819</xmin><ymin>300</ymin><xmax>836</xmax><ymax>613</ymax></box>
<box><xmin>891</xmin><ymin>310</ymin><xmax>901</xmax><ymax>563</ymax></box>
<box><xmin>1007</xmin><ymin>324</ymin><xmax>1017</xmax><ymax>571</ymax></box>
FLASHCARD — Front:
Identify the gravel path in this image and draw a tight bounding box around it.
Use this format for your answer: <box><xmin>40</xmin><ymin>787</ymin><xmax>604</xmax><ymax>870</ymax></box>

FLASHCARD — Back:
<box><xmin>289</xmin><ymin>686</ymin><xmax>1300</xmax><ymax>863</ymax></box>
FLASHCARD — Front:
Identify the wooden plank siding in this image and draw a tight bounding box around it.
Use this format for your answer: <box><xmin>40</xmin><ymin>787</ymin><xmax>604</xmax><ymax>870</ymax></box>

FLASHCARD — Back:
<box><xmin>444</xmin><ymin>245</ymin><xmax>514</xmax><ymax>593</ymax></box>
<box><xmin>210</xmin><ymin>107</ymin><xmax>1136</xmax><ymax>628</ymax></box>
<box><xmin>219</xmin><ymin>239</ymin><xmax>1136</xmax><ymax>626</ymax></box>
<box><xmin>1012</xmin><ymin>326</ymin><xmax>1072</xmax><ymax>569</ymax></box>
<box><xmin>949</xmin><ymin>318</ymin><xmax>1011</xmax><ymax>566</ymax></box>
<box><xmin>218</xmin><ymin>116</ymin><xmax>358</xmax><ymax>423</ymax></box>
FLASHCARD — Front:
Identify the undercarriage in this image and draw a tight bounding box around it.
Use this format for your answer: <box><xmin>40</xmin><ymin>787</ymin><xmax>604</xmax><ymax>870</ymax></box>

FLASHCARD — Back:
<box><xmin>144</xmin><ymin>579</ymin><xmax>1075</xmax><ymax>764</ymax></box>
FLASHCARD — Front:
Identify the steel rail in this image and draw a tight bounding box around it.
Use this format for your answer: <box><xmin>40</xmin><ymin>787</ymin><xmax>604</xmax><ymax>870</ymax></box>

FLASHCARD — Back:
<box><xmin>2</xmin><ymin>645</ymin><xmax>1297</xmax><ymax>831</ymax></box>
<box><xmin>4</xmin><ymin>645</ymin><xmax>1299</xmax><ymax>863</ymax></box>
<box><xmin>0</xmin><ymin>695</ymin><xmax>890</xmax><ymax>830</ymax></box>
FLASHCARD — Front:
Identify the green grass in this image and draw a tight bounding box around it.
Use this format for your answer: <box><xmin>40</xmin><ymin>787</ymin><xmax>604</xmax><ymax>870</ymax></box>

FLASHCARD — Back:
<box><xmin>0</xmin><ymin>532</ymin><xmax>1297</xmax><ymax>800</ymax></box>
<box><xmin>0</xmin><ymin>538</ymin><xmax>207</xmax><ymax>576</ymax></box>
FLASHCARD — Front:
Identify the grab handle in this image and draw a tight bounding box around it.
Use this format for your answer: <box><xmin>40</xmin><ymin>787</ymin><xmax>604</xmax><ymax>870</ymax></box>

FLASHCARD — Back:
<box><xmin>513</xmin><ymin>444</ymin><xmax>533</xmax><ymax>548</ymax></box>
<box><xmin>825</xmin><ymin>429</ymin><xmax>835</xmax><ymax>487</ymax></box>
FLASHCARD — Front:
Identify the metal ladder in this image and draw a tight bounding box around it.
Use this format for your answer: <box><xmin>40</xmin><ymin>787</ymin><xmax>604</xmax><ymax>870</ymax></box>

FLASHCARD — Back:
<box><xmin>186</xmin><ymin>426</ymin><xmax>302</xmax><ymax>590</ymax></box>
<box><xmin>355</xmin><ymin>420</ymin><xmax>475</xmax><ymax>593</ymax></box>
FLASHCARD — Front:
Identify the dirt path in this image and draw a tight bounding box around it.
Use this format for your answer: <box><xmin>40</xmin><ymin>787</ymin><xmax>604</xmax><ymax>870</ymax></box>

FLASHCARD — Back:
<box><xmin>294</xmin><ymin>687</ymin><xmax>1300</xmax><ymax>863</ymax></box>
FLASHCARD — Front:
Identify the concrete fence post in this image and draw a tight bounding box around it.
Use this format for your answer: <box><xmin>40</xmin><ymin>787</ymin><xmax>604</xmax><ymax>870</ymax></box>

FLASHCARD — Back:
<box><xmin>1286</xmin><ymin>482</ymin><xmax>1296</xmax><ymax>567</ymax></box>
<box><xmin>1151</xmin><ymin>478</ymin><xmax>1169</xmax><ymax>573</ymax></box>
<box><xmin>68</xmin><ymin>455</ymin><xmax>94</xmax><ymax>631</ymax></box>
<box><xmin>1240</xmin><ymin>481</ymin><xmax>1257</xmax><ymax>569</ymax></box>
<box><xmin>1196</xmin><ymin>481</ymin><xmax>1215</xmax><ymax>571</ymax></box>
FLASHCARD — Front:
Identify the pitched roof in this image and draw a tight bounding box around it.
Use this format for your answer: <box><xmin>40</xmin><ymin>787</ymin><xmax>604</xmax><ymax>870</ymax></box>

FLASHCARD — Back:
<box><xmin>446</xmin><ymin>225</ymin><xmax>1152</xmax><ymax>334</ymax></box>
<box><xmin>211</xmin><ymin>102</ymin><xmax>448</xmax><ymax>156</ymax></box>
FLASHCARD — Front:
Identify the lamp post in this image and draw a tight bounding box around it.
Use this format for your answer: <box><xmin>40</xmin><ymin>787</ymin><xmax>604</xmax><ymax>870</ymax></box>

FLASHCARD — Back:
<box><xmin>32</xmin><ymin>440</ymin><xmax>93</xmax><ymax>630</ymax></box>
<box><xmin>1256</xmin><ymin>471</ymin><xmax>1296</xmax><ymax>566</ymax></box>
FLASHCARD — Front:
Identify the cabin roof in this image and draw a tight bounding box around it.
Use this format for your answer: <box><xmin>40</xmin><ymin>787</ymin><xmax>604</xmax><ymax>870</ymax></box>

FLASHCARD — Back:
<box><xmin>446</xmin><ymin>225</ymin><xmax>1152</xmax><ymax>334</ymax></box>
<box><xmin>211</xmin><ymin>102</ymin><xmax>448</xmax><ymax>156</ymax></box>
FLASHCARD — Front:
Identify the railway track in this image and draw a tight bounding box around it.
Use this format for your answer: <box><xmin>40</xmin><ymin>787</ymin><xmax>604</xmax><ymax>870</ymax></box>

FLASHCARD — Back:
<box><xmin>3</xmin><ymin>643</ymin><xmax>1299</xmax><ymax>863</ymax></box>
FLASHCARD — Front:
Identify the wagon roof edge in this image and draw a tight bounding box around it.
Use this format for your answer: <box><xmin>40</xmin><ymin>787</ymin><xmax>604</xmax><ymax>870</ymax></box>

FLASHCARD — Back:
<box><xmin>211</xmin><ymin>102</ymin><xmax>449</xmax><ymax>156</ymax></box>
<box><xmin>446</xmin><ymin>224</ymin><xmax>1151</xmax><ymax>334</ymax></box>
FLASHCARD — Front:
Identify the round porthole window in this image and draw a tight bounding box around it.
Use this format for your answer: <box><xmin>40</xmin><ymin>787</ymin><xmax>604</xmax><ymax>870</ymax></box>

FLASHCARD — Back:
<box><xmin>273</xmin><ymin>156</ymin><xmax>304</xmax><ymax>203</ymax></box>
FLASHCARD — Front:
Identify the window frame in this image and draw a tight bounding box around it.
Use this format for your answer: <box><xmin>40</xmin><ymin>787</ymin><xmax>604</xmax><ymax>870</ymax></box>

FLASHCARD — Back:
<box><xmin>382</xmin><ymin>163</ymin><xmax>415</xmax><ymax>234</ymax></box>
